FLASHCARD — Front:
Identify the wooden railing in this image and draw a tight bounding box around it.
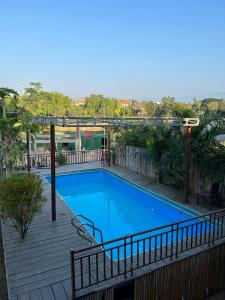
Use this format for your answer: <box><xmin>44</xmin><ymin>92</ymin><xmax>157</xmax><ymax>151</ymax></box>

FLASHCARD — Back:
<box><xmin>18</xmin><ymin>149</ymin><xmax>102</xmax><ymax>168</ymax></box>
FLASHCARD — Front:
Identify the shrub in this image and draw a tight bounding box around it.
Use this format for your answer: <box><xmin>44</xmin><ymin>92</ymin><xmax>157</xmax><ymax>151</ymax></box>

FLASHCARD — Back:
<box><xmin>0</xmin><ymin>174</ymin><xmax>46</xmax><ymax>239</ymax></box>
<box><xmin>56</xmin><ymin>151</ymin><xmax>66</xmax><ymax>166</ymax></box>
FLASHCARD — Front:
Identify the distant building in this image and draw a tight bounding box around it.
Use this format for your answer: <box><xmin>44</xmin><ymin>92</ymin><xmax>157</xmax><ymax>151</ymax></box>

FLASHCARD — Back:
<box><xmin>119</xmin><ymin>99</ymin><xmax>130</xmax><ymax>108</ymax></box>
<box><xmin>73</xmin><ymin>98</ymin><xmax>86</xmax><ymax>106</ymax></box>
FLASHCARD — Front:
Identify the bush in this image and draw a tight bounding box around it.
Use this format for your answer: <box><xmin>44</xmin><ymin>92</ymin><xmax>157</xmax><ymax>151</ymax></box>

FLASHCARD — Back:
<box><xmin>0</xmin><ymin>174</ymin><xmax>46</xmax><ymax>239</ymax></box>
<box><xmin>56</xmin><ymin>151</ymin><xmax>66</xmax><ymax>166</ymax></box>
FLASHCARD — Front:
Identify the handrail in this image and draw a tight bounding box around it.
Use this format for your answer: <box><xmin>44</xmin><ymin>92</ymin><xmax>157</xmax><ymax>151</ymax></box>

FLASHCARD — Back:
<box><xmin>72</xmin><ymin>214</ymin><xmax>95</xmax><ymax>236</ymax></box>
<box><xmin>78</xmin><ymin>223</ymin><xmax>104</xmax><ymax>244</ymax></box>
<box><xmin>71</xmin><ymin>218</ymin><xmax>93</xmax><ymax>245</ymax></box>
<box><xmin>71</xmin><ymin>214</ymin><xmax>104</xmax><ymax>245</ymax></box>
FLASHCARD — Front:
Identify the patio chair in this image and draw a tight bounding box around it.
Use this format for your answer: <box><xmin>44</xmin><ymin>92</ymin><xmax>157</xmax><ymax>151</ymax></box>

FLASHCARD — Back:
<box><xmin>196</xmin><ymin>182</ymin><xmax>221</xmax><ymax>209</ymax></box>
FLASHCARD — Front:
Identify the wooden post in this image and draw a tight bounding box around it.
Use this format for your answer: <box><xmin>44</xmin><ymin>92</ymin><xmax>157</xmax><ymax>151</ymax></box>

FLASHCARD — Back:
<box><xmin>107</xmin><ymin>127</ymin><xmax>111</xmax><ymax>167</ymax></box>
<box><xmin>76</xmin><ymin>121</ymin><xmax>81</xmax><ymax>151</ymax></box>
<box><xmin>26</xmin><ymin>131</ymin><xmax>31</xmax><ymax>174</ymax></box>
<box><xmin>185</xmin><ymin>126</ymin><xmax>192</xmax><ymax>203</ymax></box>
<box><xmin>50</xmin><ymin>125</ymin><xmax>56</xmax><ymax>221</ymax></box>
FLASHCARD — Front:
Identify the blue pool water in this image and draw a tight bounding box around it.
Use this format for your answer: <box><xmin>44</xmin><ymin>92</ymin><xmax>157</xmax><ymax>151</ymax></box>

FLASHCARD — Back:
<box><xmin>46</xmin><ymin>170</ymin><xmax>203</xmax><ymax>248</ymax></box>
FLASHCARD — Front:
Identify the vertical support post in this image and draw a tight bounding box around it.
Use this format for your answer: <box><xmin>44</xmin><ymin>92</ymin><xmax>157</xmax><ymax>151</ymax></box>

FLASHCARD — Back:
<box><xmin>50</xmin><ymin>125</ymin><xmax>56</xmax><ymax>221</ymax></box>
<box><xmin>70</xmin><ymin>249</ymin><xmax>76</xmax><ymax>300</ymax></box>
<box><xmin>107</xmin><ymin>127</ymin><xmax>111</xmax><ymax>167</ymax></box>
<box><xmin>26</xmin><ymin>131</ymin><xmax>31</xmax><ymax>174</ymax></box>
<box><xmin>185</xmin><ymin>126</ymin><xmax>192</xmax><ymax>203</ymax></box>
<box><xmin>76</xmin><ymin>121</ymin><xmax>81</xmax><ymax>151</ymax></box>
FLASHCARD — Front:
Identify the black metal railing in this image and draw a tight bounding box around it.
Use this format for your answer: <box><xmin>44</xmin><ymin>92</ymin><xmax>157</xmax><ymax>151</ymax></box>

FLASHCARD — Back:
<box><xmin>70</xmin><ymin>209</ymin><xmax>225</xmax><ymax>299</ymax></box>
<box><xmin>18</xmin><ymin>149</ymin><xmax>102</xmax><ymax>168</ymax></box>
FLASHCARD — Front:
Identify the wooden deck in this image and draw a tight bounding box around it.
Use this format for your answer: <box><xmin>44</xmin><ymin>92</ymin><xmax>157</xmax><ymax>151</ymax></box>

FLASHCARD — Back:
<box><xmin>2</xmin><ymin>162</ymin><xmax>215</xmax><ymax>300</ymax></box>
<box><xmin>2</xmin><ymin>166</ymin><xmax>100</xmax><ymax>299</ymax></box>
<box><xmin>2</xmin><ymin>185</ymin><xmax>82</xmax><ymax>299</ymax></box>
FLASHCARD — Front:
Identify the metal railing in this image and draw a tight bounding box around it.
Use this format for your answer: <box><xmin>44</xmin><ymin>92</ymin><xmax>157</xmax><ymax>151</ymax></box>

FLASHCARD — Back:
<box><xmin>70</xmin><ymin>209</ymin><xmax>225</xmax><ymax>299</ymax></box>
<box><xmin>18</xmin><ymin>149</ymin><xmax>102</xmax><ymax>168</ymax></box>
<box><xmin>71</xmin><ymin>215</ymin><xmax>104</xmax><ymax>244</ymax></box>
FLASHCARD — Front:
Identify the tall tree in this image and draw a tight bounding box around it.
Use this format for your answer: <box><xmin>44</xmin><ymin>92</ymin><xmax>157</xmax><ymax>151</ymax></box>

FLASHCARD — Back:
<box><xmin>20</xmin><ymin>83</ymin><xmax>73</xmax><ymax>116</ymax></box>
<box><xmin>0</xmin><ymin>88</ymin><xmax>24</xmax><ymax>176</ymax></box>
<box><xmin>0</xmin><ymin>88</ymin><xmax>18</xmax><ymax>118</ymax></box>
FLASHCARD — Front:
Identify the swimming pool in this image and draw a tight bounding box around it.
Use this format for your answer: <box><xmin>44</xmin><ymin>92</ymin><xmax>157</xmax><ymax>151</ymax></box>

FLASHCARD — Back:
<box><xmin>46</xmin><ymin>170</ymin><xmax>203</xmax><ymax>247</ymax></box>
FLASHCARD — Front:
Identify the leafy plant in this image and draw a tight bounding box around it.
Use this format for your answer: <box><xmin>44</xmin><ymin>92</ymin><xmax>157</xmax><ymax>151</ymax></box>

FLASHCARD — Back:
<box><xmin>0</xmin><ymin>174</ymin><xmax>46</xmax><ymax>239</ymax></box>
<box><xmin>56</xmin><ymin>151</ymin><xmax>66</xmax><ymax>165</ymax></box>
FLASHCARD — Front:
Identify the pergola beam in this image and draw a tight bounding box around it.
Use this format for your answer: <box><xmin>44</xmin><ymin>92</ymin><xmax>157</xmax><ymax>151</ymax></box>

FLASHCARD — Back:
<box><xmin>31</xmin><ymin>116</ymin><xmax>199</xmax><ymax>128</ymax></box>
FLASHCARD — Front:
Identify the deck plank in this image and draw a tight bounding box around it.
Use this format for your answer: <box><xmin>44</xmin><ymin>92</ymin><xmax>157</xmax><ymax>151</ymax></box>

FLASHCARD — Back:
<box><xmin>51</xmin><ymin>282</ymin><xmax>68</xmax><ymax>300</ymax></box>
<box><xmin>61</xmin><ymin>279</ymin><xmax>72</xmax><ymax>299</ymax></box>
<box><xmin>17</xmin><ymin>293</ymin><xmax>30</xmax><ymax>300</ymax></box>
<box><xmin>40</xmin><ymin>286</ymin><xmax>55</xmax><ymax>300</ymax></box>
<box><xmin>29</xmin><ymin>289</ymin><xmax>43</xmax><ymax>300</ymax></box>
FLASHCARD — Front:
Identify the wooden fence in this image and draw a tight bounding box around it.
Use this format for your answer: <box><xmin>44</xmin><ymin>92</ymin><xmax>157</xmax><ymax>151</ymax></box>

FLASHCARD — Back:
<box><xmin>114</xmin><ymin>145</ymin><xmax>225</xmax><ymax>199</ymax></box>
<box><xmin>114</xmin><ymin>145</ymin><xmax>155</xmax><ymax>178</ymax></box>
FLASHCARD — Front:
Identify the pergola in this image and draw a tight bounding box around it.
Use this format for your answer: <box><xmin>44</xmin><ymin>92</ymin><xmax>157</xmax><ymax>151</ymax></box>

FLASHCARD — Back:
<box><xmin>28</xmin><ymin>116</ymin><xmax>199</xmax><ymax>221</ymax></box>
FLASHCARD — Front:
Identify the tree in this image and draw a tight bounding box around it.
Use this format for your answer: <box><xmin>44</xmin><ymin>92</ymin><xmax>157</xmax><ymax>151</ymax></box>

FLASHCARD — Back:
<box><xmin>0</xmin><ymin>88</ymin><xmax>18</xmax><ymax>118</ymax></box>
<box><xmin>24</xmin><ymin>82</ymin><xmax>43</xmax><ymax>95</ymax></box>
<box><xmin>144</xmin><ymin>101</ymin><xmax>158</xmax><ymax>117</ymax></box>
<box><xmin>0</xmin><ymin>174</ymin><xmax>46</xmax><ymax>239</ymax></box>
<box><xmin>85</xmin><ymin>94</ymin><xmax>123</xmax><ymax>117</ymax></box>
<box><xmin>20</xmin><ymin>83</ymin><xmax>73</xmax><ymax>116</ymax></box>
<box><xmin>191</xmin><ymin>115</ymin><xmax>225</xmax><ymax>181</ymax></box>
<box><xmin>0</xmin><ymin>118</ymin><xmax>26</xmax><ymax>175</ymax></box>
<box><xmin>0</xmin><ymin>88</ymin><xmax>24</xmax><ymax>176</ymax></box>
<box><xmin>192</xmin><ymin>99</ymin><xmax>202</xmax><ymax>117</ymax></box>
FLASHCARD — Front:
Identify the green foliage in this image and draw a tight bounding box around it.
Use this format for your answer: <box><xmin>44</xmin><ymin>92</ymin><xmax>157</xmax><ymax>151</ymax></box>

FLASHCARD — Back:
<box><xmin>146</xmin><ymin>127</ymin><xmax>174</xmax><ymax>183</ymax></box>
<box><xmin>0</xmin><ymin>174</ymin><xmax>46</xmax><ymax>239</ymax></box>
<box><xmin>20</xmin><ymin>83</ymin><xmax>73</xmax><ymax>116</ymax></box>
<box><xmin>0</xmin><ymin>87</ymin><xmax>18</xmax><ymax>118</ymax></box>
<box><xmin>56</xmin><ymin>151</ymin><xmax>66</xmax><ymax>165</ymax></box>
<box><xmin>191</xmin><ymin>116</ymin><xmax>225</xmax><ymax>180</ymax></box>
<box><xmin>116</xmin><ymin>127</ymin><xmax>152</xmax><ymax>148</ymax></box>
<box><xmin>116</xmin><ymin>126</ymin><xmax>185</xmax><ymax>186</ymax></box>
<box><xmin>85</xmin><ymin>94</ymin><xmax>123</xmax><ymax>117</ymax></box>
<box><xmin>144</xmin><ymin>101</ymin><xmax>158</xmax><ymax>117</ymax></box>
<box><xmin>0</xmin><ymin>91</ymin><xmax>26</xmax><ymax>175</ymax></box>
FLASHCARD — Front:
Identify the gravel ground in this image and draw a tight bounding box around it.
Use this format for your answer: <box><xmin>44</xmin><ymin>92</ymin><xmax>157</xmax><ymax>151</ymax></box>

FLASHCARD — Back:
<box><xmin>0</xmin><ymin>220</ymin><xmax>8</xmax><ymax>300</ymax></box>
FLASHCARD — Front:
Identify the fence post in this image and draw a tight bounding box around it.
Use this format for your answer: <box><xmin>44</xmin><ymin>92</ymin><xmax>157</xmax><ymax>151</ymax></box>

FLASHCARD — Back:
<box><xmin>171</xmin><ymin>224</ymin><xmax>174</xmax><ymax>260</ymax></box>
<box><xmin>107</xmin><ymin>127</ymin><xmax>111</xmax><ymax>167</ymax></box>
<box><xmin>175</xmin><ymin>223</ymin><xmax>179</xmax><ymax>259</ymax></box>
<box><xmin>185</xmin><ymin>126</ymin><xmax>192</xmax><ymax>203</ymax></box>
<box><xmin>70</xmin><ymin>249</ymin><xmax>76</xmax><ymax>300</ymax></box>
<box><xmin>124</xmin><ymin>237</ymin><xmax>127</xmax><ymax>278</ymax></box>
<box><xmin>26</xmin><ymin>131</ymin><xmax>31</xmax><ymax>173</ymax></box>
<box><xmin>50</xmin><ymin>125</ymin><xmax>56</xmax><ymax>221</ymax></box>
<box><xmin>212</xmin><ymin>212</ymin><xmax>216</xmax><ymax>245</ymax></box>
<box><xmin>208</xmin><ymin>213</ymin><xmax>212</xmax><ymax>246</ymax></box>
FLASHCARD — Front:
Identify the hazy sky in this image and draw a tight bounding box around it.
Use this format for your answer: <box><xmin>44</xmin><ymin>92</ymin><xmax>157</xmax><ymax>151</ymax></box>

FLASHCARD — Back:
<box><xmin>1</xmin><ymin>0</ymin><xmax>225</xmax><ymax>100</ymax></box>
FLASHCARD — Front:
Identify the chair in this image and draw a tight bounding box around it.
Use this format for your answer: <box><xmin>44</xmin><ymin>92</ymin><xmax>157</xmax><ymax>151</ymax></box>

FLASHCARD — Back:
<box><xmin>196</xmin><ymin>182</ymin><xmax>221</xmax><ymax>209</ymax></box>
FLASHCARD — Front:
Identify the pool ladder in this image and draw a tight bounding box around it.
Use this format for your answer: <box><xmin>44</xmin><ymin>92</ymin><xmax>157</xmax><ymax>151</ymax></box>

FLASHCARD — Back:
<box><xmin>71</xmin><ymin>214</ymin><xmax>104</xmax><ymax>245</ymax></box>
